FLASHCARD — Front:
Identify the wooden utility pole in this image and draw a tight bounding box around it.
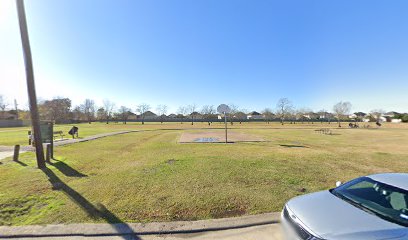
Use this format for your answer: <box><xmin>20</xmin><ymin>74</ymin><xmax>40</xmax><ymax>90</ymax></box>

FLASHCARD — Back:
<box><xmin>16</xmin><ymin>0</ymin><xmax>45</xmax><ymax>168</ymax></box>
<box><xmin>14</xmin><ymin>99</ymin><xmax>19</xmax><ymax>119</ymax></box>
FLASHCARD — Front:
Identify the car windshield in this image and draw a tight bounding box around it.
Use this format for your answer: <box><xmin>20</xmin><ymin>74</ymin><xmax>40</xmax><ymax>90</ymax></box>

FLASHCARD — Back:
<box><xmin>331</xmin><ymin>177</ymin><xmax>408</xmax><ymax>227</ymax></box>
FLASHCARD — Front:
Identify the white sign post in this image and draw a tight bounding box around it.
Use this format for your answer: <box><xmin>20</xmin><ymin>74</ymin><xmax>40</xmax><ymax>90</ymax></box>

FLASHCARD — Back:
<box><xmin>217</xmin><ymin>104</ymin><xmax>231</xmax><ymax>143</ymax></box>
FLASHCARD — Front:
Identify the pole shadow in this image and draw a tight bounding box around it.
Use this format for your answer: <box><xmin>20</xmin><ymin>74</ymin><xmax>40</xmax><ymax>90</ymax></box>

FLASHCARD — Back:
<box><xmin>49</xmin><ymin>160</ymin><xmax>87</xmax><ymax>177</ymax></box>
<box><xmin>42</xmin><ymin>168</ymin><xmax>141</xmax><ymax>239</ymax></box>
<box><xmin>14</xmin><ymin>160</ymin><xmax>28</xmax><ymax>166</ymax></box>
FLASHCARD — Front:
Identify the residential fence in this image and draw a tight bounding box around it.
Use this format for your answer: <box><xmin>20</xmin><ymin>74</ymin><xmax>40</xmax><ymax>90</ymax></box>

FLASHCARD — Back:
<box><xmin>0</xmin><ymin>120</ymin><xmax>31</xmax><ymax>128</ymax></box>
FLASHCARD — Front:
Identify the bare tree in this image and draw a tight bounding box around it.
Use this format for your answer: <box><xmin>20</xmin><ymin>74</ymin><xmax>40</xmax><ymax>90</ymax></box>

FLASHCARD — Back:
<box><xmin>81</xmin><ymin>99</ymin><xmax>95</xmax><ymax>124</ymax></box>
<box><xmin>296</xmin><ymin>108</ymin><xmax>311</xmax><ymax>124</ymax></box>
<box><xmin>235</xmin><ymin>109</ymin><xmax>247</xmax><ymax>124</ymax></box>
<box><xmin>370</xmin><ymin>109</ymin><xmax>385</xmax><ymax>123</ymax></box>
<box><xmin>96</xmin><ymin>107</ymin><xmax>106</xmax><ymax>121</ymax></box>
<box><xmin>228</xmin><ymin>104</ymin><xmax>239</xmax><ymax>125</ymax></box>
<box><xmin>317</xmin><ymin>109</ymin><xmax>327</xmax><ymax>124</ymax></box>
<box><xmin>156</xmin><ymin>104</ymin><xmax>168</xmax><ymax>124</ymax></box>
<box><xmin>187</xmin><ymin>104</ymin><xmax>197</xmax><ymax>125</ymax></box>
<box><xmin>0</xmin><ymin>95</ymin><xmax>8</xmax><ymax>118</ymax></box>
<box><xmin>333</xmin><ymin>101</ymin><xmax>352</xmax><ymax>127</ymax></box>
<box><xmin>262</xmin><ymin>108</ymin><xmax>274</xmax><ymax>124</ymax></box>
<box><xmin>38</xmin><ymin>97</ymin><xmax>71</xmax><ymax>123</ymax></box>
<box><xmin>103</xmin><ymin>99</ymin><xmax>115</xmax><ymax>124</ymax></box>
<box><xmin>201</xmin><ymin>105</ymin><xmax>216</xmax><ymax>125</ymax></box>
<box><xmin>72</xmin><ymin>106</ymin><xmax>83</xmax><ymax>121</ymax></box>
<box><xmin>177</xmin><ymin>106</ymin><xmax>188</xmax><ymax>124</ymax></box>
<box><xmin>118</xmin><ymin>106</ymin><xmax>131</xmax><ymax>124</ymax></box>
<box><xmin>136</xmin><ymin>103</ymin><xmax>150</xmax><ymax>124</ymax></box>
<box><xmin>276</xmin><ymin>98</ymin><xmax>293</xmax><ymax>125</ymax></box>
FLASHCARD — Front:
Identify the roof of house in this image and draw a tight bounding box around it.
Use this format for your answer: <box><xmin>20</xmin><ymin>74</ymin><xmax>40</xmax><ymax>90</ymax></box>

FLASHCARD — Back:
<box><xmin>385</xmin><ymin>111</ymin><xmax>399</xmax><ymax>116</ymax></box>
<box><xmin>248</xmin><ymin>111</ymin><xmax>261</xmax><ymax>115</ymax></box>
<box><xmin>143</xmin><ymin>111</ymin><xmax>157</xmax><ymax>116</ymax></box>
<box><xmin>354</xmin><ymin>112</ymin><xmax>367</xmax><ymax>116</ymax></box>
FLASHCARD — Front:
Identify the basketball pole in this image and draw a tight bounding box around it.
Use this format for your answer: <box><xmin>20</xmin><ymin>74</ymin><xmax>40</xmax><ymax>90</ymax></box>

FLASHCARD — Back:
<box><xmin>224</xmin><ymin>111</ymin><xmax>227</xmax><ymax>143</ymax></box>
<box><xmin>16</xmin><ymin>0</ymin><xmax>46</xmax><ymax>168</ymax></box>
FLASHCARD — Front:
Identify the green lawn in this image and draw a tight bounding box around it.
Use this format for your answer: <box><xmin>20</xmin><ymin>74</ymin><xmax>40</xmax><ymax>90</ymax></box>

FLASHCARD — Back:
<box><xmin>1</xmin><ymin>123</ymin><xmax>408</xmax><ymax>225</ymax></box>
<box><xmin>0</xmin><ymin>123</ymin><xmax>135</xmax><ymax>146</ymax></box>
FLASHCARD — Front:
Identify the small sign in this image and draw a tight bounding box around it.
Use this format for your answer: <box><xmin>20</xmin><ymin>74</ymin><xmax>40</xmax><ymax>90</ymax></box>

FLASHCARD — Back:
<box><xmin>39</xmin><ymin>122</ymin><xmax>53</xmax><ymax>143</ymax></box>
<box><xmin>217</xmin><ymin>104</ymin><xmax>231</xmax><ymax>114</ymax></box>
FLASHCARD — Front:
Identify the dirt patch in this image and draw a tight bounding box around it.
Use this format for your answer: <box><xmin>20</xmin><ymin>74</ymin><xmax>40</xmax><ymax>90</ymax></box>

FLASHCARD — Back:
<box><xmin>166</xmin><ymin>159</ymin><xmax>177</xmax><ymax>165</ymax></box>
<box><xmin>179</xmin><ymin>130</ymin><xmax>265</xmax><ymax>143</ymax></box>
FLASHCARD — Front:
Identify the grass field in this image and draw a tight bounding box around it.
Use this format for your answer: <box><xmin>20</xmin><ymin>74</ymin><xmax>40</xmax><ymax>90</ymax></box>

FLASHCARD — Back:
<box><xmin>1</xmin><ymin>122</ymin><xmax>408</xmax><ymax>226</ymax></box>
<box><xmin>0</xmin><ymin>121</ymin><xmax>394</xmax><ymax>146</ymax></box>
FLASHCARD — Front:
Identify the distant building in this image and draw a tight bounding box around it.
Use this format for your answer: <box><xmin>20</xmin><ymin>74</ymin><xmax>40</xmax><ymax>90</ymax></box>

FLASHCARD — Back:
<box><xmin>127</xmin><ymin>111</ymin><xmax>138</xmax><ymax>120</ymax></box>
<box><xmin>191</xmin><ymin>112</ymin><xmax>203</xmax><ymax>120</ymax></box>
<box><xmin>139</xmin><ymin>111</ymin><xmax>157</xmax><ymax>120</ymax></box>
<box><xmin>318</xmin><ymin>112</ymin><xmax>333</xmax><ymax>120</ymax></box>
<box><xmin>0</xmin><ymin>111</ymin><xmax>18</xmax><ymax>120</ymax></box>
<box><xmin>384</xmin><ymin>111</ymin><xmax>399</xmax><ymax>118</ymax></box>
<box><xmin>383</xmin><ymin>111</ymin><xmax>400</xmax><ymax>122</ymax></box>
<box><xmin>247</xmin><ymin>111</ymin><xmax>264</xmax><ymax>120</ymax></box>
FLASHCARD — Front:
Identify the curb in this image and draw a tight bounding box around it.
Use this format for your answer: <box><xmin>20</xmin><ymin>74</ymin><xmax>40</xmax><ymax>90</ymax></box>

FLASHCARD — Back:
<box><xmin>0</xmin><ymin>212</ymin><xmax>280</xmax><ymax>238</ymax></box>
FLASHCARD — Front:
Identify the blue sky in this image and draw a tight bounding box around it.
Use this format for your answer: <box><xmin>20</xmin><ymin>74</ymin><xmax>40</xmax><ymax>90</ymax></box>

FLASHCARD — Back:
<box><xmin>1</xmin><ymin>0</ymin><xmax>408</xmax><ymax>114</ymax></box>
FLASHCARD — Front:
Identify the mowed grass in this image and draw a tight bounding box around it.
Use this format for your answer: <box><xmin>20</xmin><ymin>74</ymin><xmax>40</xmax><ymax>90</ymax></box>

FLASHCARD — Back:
<box><xmin>0</xmin><ymin>121</ymin><xmax>386</xmax><ymax>146</ymax></box>
<box><xmin>1</xmin><ymin>123</ymin><xmax>408</xmax><ymax>225</ymax></box>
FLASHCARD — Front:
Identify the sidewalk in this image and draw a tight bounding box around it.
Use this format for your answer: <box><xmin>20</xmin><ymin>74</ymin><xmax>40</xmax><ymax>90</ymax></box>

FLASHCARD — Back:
<box><xmin>0</xmin><ymin>213</ymin><xmax>281</xmax><ymax>239</ymax></box>
<box><xmin>0</xmin><ymin>131</ymin><xmax>136</xmax><ymax>160</ymax></box>
<box><xmin>15</xmin><ymin>224</ymin><xmax>282</xmax><ymax>239</ymax></box>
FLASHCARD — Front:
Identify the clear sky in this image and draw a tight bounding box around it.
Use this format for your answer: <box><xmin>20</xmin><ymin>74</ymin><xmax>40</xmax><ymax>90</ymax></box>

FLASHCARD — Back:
<box><xmin>1</xmin><ymin>0</ymin><xmax>408</xmax><ymax>114</ymax></box>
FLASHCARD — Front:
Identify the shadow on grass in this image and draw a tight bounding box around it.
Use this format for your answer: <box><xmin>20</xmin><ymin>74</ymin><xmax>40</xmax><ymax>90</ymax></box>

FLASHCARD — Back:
<box><xmin>49</xmin><ymin>160</ymin><xmax>87</xmax><ymax>177</ymax></box>
<box><xmin>279</xmin><ymin>144</ymin><xmax>309</xmax><ymax>148</ymax></box>
<box><xmin>42</xmin><ymin>168</ymin><xmax>140</xmax><ymax>240</ymax></box>
<box><xmin>14</xmin><ymin>160</ymin><xmax>28</xmax><ymax>166</ymax></box>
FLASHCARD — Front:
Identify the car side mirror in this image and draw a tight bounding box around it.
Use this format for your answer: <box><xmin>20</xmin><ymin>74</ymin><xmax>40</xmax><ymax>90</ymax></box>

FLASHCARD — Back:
<box><xmin>336</xmin><ymin>181</ymin><xmax>342</xmax><ymax>187</ymax></box>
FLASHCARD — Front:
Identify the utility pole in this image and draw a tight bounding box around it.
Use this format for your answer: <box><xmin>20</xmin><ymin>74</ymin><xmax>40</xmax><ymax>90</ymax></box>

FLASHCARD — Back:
<box><xmin>16</xmin><ymin>0</ymin><xmax>45</xmax><ymax>168</ymax></box>
<box><xmin>14</xmin><ymin>99</ymin><xmax>19</xmax><ymax>119</ymax></box>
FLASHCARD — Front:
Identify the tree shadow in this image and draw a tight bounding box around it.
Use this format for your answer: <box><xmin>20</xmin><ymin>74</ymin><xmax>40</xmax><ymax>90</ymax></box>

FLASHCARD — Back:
<box><xmin>49</xmin><ymin>160</ymin><xmax>87</xmax><ymax>177</ymax></box>
<box><xmin>42</xmin><ymin>168</ymin><xmax>141</xmax><ymax>239</ymax></box>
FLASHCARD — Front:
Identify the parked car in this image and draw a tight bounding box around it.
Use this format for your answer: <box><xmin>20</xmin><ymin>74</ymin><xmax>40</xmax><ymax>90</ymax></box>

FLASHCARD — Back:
<box><xmin>281</xmin><ymin>173</ymin><xmax>408</xmax><ymax>240</ymax></box>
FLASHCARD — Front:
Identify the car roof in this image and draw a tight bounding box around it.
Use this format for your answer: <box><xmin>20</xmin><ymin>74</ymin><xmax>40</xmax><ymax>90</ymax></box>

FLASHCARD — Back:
<box><xmin>367</xmin><ymin>173</ymin><xmax>408</xmax><ymax>191</ymax></box>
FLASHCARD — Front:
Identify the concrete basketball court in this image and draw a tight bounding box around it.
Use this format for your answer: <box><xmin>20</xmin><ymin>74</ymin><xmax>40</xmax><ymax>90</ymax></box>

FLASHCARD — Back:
<box><xmin>179</xmin><ymin>130</ymin><xmax>266</xmax><ymax>143</ymax></box>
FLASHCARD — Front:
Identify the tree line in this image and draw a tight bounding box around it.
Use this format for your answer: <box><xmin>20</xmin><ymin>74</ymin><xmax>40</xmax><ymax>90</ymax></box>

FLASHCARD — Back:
<box><xmin>1</xmin><ymin>95</ymin><xmax>407</xmax><ymax>125</ymax></box>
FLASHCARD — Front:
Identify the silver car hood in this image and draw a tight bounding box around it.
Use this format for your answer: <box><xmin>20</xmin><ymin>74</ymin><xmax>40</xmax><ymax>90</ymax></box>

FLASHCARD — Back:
<box><xmin>286</xmin><ymin>190</ymin><xmax>408</xmax><ymax>240</ymax></box>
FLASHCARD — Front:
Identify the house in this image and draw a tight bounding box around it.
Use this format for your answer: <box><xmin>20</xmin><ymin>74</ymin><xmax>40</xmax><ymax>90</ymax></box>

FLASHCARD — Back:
<box><xmin>383</xmin><ymin>111</ymin><xmax>399</xmax><ymax>118</ymax></box>
<box><xmin>353</xmin><ymin>112</ymin><xmax>367</xmax><ymax>121</ymax></box>
<box><xmin>127</xmin><ymin>111</ymin><xmax>138</xmax><ymax>120</ymax></box>
<box><xmin>191</xmin><ymin>111</ymin><xmax>203</xmax><ymax>120</ymax></box>
<box><xmin>354</xmin><ymin>112</ymin><xmax>367</xmax><ymax>117</ymax></box>
<box><xmin>383</xmin><ymin>111</ymin><xmax>400</xmax><ymax>122</ymax></box>
<box><xmin>167</xmin><ymin>113</ymin><xmax>177</xmax><ymax>118</ymax></box>
<box><xmin>0</xmin><ymin>111</ymin><xmax>18</xmax><ymax>120</ymax></box>
<box><xmin>348</xmin><ymin>113</ymin><xmax>357</xmax><ymax>119</ymax></box>
<box><xmin>247</xmin><ymin>111</ymin><xmax>264</xmax><ymax>120</ymax></box>
<box><xmin>391</xmin><ymin>119</ymin><xmax>402</xmax><ymax>123</ymax></box>
<box><xmin>318</xmin><ymin>112</ymin><xmax>333</xmax><ymax>120</ymax></box>
<box><xmin>139</xmin><ymin>111</ymin><xmax>157</xmax><ymax>120</ymax></box>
